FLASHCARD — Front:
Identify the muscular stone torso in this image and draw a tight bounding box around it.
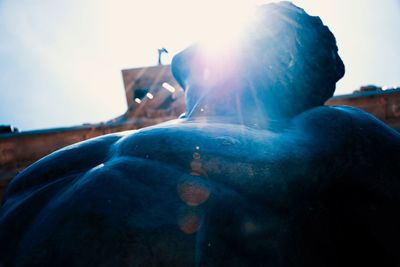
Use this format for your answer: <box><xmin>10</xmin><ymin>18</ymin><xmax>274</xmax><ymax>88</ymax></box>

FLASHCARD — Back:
<box><xmin>1</xmin><ymin>106</ymin><xmax>400</xmax><ymax>267</ymax></box>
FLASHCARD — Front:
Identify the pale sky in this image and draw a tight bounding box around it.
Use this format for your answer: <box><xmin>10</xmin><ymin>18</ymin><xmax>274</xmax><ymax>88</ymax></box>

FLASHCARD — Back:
<box><xmin>0</xmin><ymin>0</ymin><xmax>399</xmax><ymax>131</ymax></box>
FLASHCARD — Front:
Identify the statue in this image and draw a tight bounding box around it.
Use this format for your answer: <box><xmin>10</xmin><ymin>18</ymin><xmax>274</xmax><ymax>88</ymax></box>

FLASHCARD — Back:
<box><xmin>1</xmin><ymin>2</ymin><xmax>399</xmax><ymax>266</ymax></box>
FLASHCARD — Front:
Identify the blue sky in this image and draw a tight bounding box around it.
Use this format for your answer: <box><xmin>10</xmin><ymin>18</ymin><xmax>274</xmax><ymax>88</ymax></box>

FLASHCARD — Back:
<box><xmin>0</xmin><ymin>0</ymin><xmax>399</xmax><ymax>131</ymax></box>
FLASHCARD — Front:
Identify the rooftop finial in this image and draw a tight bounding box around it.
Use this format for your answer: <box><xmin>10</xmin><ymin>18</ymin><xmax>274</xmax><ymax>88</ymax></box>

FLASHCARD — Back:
<box><xmin>157</xmin><ymin>47</ymin><xmax>168</xmax><ymax>65</ymax></box>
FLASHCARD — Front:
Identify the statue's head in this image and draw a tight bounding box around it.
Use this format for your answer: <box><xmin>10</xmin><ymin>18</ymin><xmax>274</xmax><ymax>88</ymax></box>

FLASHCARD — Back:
<box><xmin>172</xmin><ymin>1</ymin><xmax>345</xmax><ymax>124</ymax></box>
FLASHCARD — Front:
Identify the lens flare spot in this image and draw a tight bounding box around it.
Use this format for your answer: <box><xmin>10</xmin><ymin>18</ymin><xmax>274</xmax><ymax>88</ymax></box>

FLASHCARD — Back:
<box><xmin>179</xmin><ymin>213</ymin><xmax>200</xmax><ymax>234</ymax></box>
<box><xmin>193</xmin><ymin>152</ymin><xmax>201</xmax><ymax>160</ymax></box>
<box><xmin>178</xmin><ymin>180</ymin><xmax>210</xmax><ymax>207</ymax></box>
<box><xmin>244</xmin><ymin>221</ymin><xmax>258</xmax><ymax>233</ymax></box>
<box><xmin>191</xmin><ymin>160</ymin><xmax>202</xmax><ymax>171</ymax></box>
<box><xmin>190</xmin><ymin>160</ymin><xmax>208</xmax><ymax>177</ymax></box>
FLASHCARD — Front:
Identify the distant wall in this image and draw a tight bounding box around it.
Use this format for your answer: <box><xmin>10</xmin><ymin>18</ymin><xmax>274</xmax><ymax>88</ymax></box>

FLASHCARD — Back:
<box><xmin>326</xmin><ymin>89</ymin><xmax>400</xmax><ymax>130</ymax></box>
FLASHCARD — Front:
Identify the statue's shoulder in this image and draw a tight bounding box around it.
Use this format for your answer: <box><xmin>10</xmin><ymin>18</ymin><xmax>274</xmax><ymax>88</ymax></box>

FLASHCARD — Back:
<box><xmin>293</xmin><ymin>105</ymin><xmax>400</xmax><ymax>143</ymax></box>
<box><xmin>3</xmin><ymin>131</ymin><xmax>126</xmax><ymax>200</ymax></box>
<box><xmin>111</xmin><ymin>119</ymin><xmax>281</xmax><ymax>168</ymax></box>
<box><xmin>292</xmin><ymin>105</ymin><xmax>400</xmax><ymax>185</ymax></box>
<box><xmin>3</xmin><ymin>120</ymin><xmax>248</xmax><ymax>199</ymax></box>
<box><xmin>3</xmin><ymin>119</ymin><xmax>260</xmax><ymax>200</ymax></box>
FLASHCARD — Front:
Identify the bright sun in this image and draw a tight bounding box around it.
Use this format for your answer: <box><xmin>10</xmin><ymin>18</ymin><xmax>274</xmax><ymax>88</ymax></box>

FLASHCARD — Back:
<box><xmin>194</xmin><ymin>1</ymin><xmax>259</xmax><ymax>54</ymax></box>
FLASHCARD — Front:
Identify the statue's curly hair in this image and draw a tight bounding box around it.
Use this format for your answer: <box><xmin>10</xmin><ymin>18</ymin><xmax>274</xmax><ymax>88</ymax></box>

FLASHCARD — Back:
<box><xmin>172</xmin><ymin>1</ymin><xmax>345</xmax><ymax>119</ymax></box>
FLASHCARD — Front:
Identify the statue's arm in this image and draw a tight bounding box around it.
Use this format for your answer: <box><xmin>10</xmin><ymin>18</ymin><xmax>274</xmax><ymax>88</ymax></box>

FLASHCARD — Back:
<box><xmin>297</xmin><ymin>105</ymin><xmax>400</xmax><ymax>265</ymax></box>
<box><xmin>292</xmin><ymin>105</ymin><xmax>400</xmax><ymax>265</ymax></box>
<box><xmin>343</xmin><ymin>106</ymin><xmax>400</xmax><ymax>265</ymax></box>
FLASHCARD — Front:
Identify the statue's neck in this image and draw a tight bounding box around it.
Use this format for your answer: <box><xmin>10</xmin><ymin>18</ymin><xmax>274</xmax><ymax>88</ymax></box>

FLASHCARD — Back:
<box><xmin>184</xmin><ymin>103</ymin><xmax>289</xmax><ymax>131</ymax></box>
<box><xmin>184</xmin><ymin>84</ymin><xmax>291</xmax><ymax>131</ymax></box>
